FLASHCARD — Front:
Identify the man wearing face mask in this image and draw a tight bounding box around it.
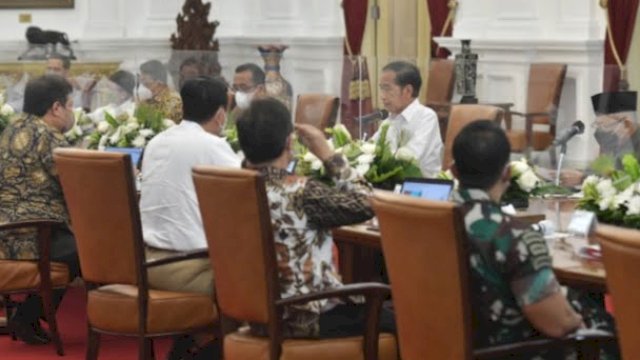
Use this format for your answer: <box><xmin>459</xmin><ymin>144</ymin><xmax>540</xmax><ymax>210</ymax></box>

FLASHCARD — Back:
<box><xmin>138</xmin><ymin>59</ymin><xmax>183</xmax><ymax>123</ymax></box>
<box><xmin>559</xmin><ymin>91</ymin><xmax>638</xmax><ymax>186</ymax></box>
<box><xmin>88</xmin><ymin>70</ymin><xmax>136</xmax><ymax>122</ymax></box>
<box><xmin>232</xmin><ymin>63</ymin><xmax>266</xmax><ymax>111</ymax></box>
<box><xmin>0</xmin><ymin>75</ymin><xmax>80</xmax><ymax>345</ymax></box>
<box><xmin>140</xmin><ymin>76</ymin><xmax>240</xmax><ymax>359</ymax></box>
<box><xmin>141</xmin><ymin>76</ymin><xmax>240</xmax><ymax>296</ymax></box>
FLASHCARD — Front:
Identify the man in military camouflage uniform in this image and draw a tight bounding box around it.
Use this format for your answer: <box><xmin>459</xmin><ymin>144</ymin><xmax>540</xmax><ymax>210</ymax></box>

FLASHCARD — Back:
<box><xmin>451</xmin><ymin>120</ymin><xmax>617</xmax><ymax>358</ymax></box>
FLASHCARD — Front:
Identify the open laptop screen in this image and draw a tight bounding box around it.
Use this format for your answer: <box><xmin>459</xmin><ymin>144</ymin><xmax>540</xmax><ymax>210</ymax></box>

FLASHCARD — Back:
<box><xmin>400</xmin><ymin>178</ymin><xmax>454</xmax><ymax>201</ymax></box>
<box><xmin>104</xmin><ymin>147</ymin><xmax>143</xmax><ymax>168</ymax></box>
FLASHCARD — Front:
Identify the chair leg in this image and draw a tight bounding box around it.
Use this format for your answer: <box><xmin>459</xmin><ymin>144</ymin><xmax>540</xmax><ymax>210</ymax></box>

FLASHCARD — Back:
<box><xmin>86</xmin><ymin>327</ymin><xmax>100</xmax><ymax>360</ymax></box>
<box><xmin>41</xmin><ymin>288</ymin><xmax>64</xmax><ymax>356</ymax></box>
<box><xmin>139</xmin><ymin>337</ymin><xmax>155</xmax><ymax>360</ymax></box>
<box><xmin>0</xmin><ymin>295</ymin><xmax>11</xmax><ymax>336</ymax></box>
<box><xmin>3</xmin><ymin>295</ymin><xmax>17</xmax><ymax>340</ymax></box>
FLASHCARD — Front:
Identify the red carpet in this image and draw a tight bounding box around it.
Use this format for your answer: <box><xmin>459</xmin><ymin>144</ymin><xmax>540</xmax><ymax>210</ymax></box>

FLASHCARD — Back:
<box><xmin>0</xmin><ymin>287</ymin><xmax>173</xmax><ymax>359</ymax></box>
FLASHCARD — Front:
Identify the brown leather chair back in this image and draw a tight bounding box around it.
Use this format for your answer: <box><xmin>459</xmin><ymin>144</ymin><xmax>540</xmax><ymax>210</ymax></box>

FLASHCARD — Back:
<box><xmin>54</xmin><ymin>149</ymin><xmax>141</xmax><ymax>286</ymax></box>
<box><xmin>295</xmin><ymin>93</ymin><xmax>340</xmax><ymax>131</ymax></box>
<box><xmin>372</xmin><ymin>191</ymin><xmax>472</xmax><ymax>360</ymax></box>
<box><xmin>442</xmin><ymin>104</ymin><xmax>503</xmax><ymax>170</ymax></box>
<box><xmin>526</xmin><ymin>63</ymin><xmax>567</xmax><ymax>125</ymax></box>
<box><xmin>425</xmin><ymin>59</ymin><xmax>455</xmax><ymax>104</ymax></box>
<box><xmin>598</xmin><ymin>224</ymin><xmax>640</xmax><ymax>359</ymax></box>
<box><xmin>193</xmin><ymin>166</ymin><xmax>277</xmax><ymax>324</ymax></box>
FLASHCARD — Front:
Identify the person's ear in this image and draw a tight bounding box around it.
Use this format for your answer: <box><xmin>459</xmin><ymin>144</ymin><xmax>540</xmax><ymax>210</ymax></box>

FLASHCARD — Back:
<box><xmin>500</xmin><ymin>165</ymin><xmax>511</xmax><ymax>184</ymax></box>
<box><xmin>450</xmin><ymin>163</ymin><xmax>459</xmax><ymax>178</ymax></box>
<box><xmin>402</xmin><ymin>84</ymin><xmax>414</xmax><ymax>98</ymax></box>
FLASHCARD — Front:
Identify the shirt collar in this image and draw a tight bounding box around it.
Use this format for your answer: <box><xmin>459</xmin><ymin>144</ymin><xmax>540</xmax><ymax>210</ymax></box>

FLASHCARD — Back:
<box><xmin>179</xmin><ymin>119</ymin><xmax>211</xmax><ymax>133</ymax></box>
<box><xmin>390</xmin><ymin>98</ymin><xmax>421</xmax><ymax>123</ymax></box>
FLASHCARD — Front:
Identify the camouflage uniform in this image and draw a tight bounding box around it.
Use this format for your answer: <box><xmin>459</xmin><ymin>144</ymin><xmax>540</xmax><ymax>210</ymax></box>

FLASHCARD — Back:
<box><xmin>453</xmin><ymin>188</ymin><xmax>617</xmax><ymax>359</ymax></box>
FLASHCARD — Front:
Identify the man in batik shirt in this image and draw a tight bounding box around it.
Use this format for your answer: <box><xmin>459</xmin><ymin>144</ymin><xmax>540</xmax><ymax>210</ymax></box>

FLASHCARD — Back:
<box><xmin>139</xmin><ymin>59</ymin><xmax>182</xmax><ymax>123</ymax></box>
<box><xmin>451</xmin><ymin>120</ymin><xmax>617</xmax><ymax>358</ymax></box>
<box><xmin>236</xmin><ymin>97</ymin><xmax>395</xmax><ymax>338</ymax></box>
<box><xmin>0</xmin><ymin>75</ymin><xmax>81</xmax><ymax>344</ymax></box>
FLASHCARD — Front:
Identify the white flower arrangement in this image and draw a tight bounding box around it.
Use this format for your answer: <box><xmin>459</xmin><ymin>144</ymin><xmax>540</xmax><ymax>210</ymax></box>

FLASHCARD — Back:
<box><xmin>510</xmin><ymin>158</ymin><xmax>541</xmax><ymax>192</ymax></box>
<box><xmin>64</xmin><ymin>108</ymin><xmax>94</xmax><ymax>145</ymax></box>
<box><xmin>296</xmin><ymin>122</ymin><xmax>422</xmax><ymax>188</ymax></box>
<box><xmin>85</xmin><ymin>104</ymin><xmax>174</xmax><ymax>150</ymax></box>
<box><xmin>579</xmin><ymin>154</ymin><xmax>640</xmax><ymax>227</ymax></box>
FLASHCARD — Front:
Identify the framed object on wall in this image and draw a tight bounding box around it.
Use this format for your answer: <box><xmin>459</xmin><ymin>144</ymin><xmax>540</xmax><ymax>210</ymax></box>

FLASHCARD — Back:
<box><xmin>0</xmin><ymin>0</ymin><xmax>74</xmax><ymax>9</ymax></box>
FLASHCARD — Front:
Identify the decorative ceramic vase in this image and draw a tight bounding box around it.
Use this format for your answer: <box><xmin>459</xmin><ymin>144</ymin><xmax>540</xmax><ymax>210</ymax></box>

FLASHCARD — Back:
<box><xmin>454</xmin><ymin>39</ymin><xmax>478</xmax><ymax>104</ymax></box>
<box><xmin>258</xmin><ymin>45</ymin><xmax>293</xmax><ymax>110</ymax></box>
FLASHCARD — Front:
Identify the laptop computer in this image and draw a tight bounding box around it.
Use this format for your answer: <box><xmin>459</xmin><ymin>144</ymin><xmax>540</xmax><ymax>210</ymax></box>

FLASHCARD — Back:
<box><xmin>400</xmin><ymin>177</ymin><xmax>454</xmax><ymax>201</ymax></box>
<box><xmin>104</xmin><ymin>147</ymin><xmax>143</xmax><ymax>168</ymax></box>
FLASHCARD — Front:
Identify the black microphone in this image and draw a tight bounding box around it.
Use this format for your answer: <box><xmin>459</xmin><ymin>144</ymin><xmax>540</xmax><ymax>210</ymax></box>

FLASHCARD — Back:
<box><xmin>356</xmin><ymin>109</ymin><xmax>389</xmax><ymax>123</ymax></box>
<box><xmin>552</xmin><ymin>120</ymin><xmax>585</xmax><ymax>146</ymax></box>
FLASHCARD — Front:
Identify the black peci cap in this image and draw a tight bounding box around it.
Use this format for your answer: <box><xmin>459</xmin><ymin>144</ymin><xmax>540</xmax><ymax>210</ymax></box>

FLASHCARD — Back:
<box><xmin>591</xmin><ymin>91</ymin><xmax>637</xmax><ymax>115</ymax></box>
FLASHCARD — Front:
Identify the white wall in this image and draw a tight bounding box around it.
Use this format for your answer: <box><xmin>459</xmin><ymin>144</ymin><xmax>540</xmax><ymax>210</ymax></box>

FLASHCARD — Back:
<box><xmin>0</xmin><ymin>0</ymin><xmax>345</xmax><ymax>98</ymax></box>
<box><xmin>437</xmin><ymin>0</ymin><xmax>608</xmax><ymax>167</ymax></box>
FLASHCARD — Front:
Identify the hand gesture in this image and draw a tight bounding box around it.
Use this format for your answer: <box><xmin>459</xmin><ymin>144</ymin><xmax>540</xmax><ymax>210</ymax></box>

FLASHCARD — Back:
<box><xmin>294</xmin><ymin>123</ymin><xmax>334</xmax><ymax>161</ymax></box>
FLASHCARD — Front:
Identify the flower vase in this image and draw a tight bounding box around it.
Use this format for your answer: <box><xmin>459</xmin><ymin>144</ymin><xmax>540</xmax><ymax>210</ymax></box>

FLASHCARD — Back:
<box><xmin>258</xmin><ymin>45</ymin><xmax>293</xmax><ymax>110</ymax></box>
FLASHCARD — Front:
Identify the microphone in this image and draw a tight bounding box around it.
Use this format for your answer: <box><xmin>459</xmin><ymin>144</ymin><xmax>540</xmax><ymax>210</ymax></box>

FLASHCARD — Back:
<box><xmin>356</xmin><ymin>109</ymin><xmax>389</xmax><ymax>123</ymax></box>
<box><xmin>552</xmin><ymin>120</ymin><xmax>585</xmax><ymax>147</ymax></box>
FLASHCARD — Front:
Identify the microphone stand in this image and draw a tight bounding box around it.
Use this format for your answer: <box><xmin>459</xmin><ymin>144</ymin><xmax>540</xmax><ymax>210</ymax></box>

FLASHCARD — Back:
<box><xmin>554</xmin><ymin>142</ymin><xmax>567</xmax><ymax>187</ymax></box>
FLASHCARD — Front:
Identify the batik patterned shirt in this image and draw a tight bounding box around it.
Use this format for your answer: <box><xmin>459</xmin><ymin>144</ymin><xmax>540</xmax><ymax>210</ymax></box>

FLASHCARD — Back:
<box><xmin>0</xmin><ymin>114</ymin><xmax>70</xmax><ymax>259</ymax></box>
<box><xmin>142</xmin><ymin>86</ymin><xmax>182</xmax><ymax>124</ymax></box>
<box><xmin>452</xmin><ymin>188</ymin><xmax>561</xmax><ymax>348</ymax></box>
<box><xmin>255</xmin><ymin>154</ymin><xmax>373</xmax><ymax>338</ymax></box>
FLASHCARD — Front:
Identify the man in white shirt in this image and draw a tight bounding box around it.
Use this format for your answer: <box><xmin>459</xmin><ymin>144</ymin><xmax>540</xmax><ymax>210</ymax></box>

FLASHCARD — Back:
<box><xmin>373</xmin><ymin>61</ymin><xmax>443</xmax><ymax>177</ymax></box>
<box><xmin>140</xmin><ymin>76</ymin><xmax>240</xmax><ymax>296</ymax></box>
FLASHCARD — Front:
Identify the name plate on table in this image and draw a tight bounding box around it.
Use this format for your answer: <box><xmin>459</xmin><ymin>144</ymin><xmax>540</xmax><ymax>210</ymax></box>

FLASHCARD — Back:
<box><xmin>567</xmin><ymin>210</ymin><xmax>597</xmax><ymax>237</ymax></box>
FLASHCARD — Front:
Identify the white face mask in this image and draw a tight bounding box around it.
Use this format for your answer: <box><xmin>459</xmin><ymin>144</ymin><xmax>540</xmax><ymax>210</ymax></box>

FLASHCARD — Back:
<box><xmin>234</xmin><ymin>90</ymin><xmax>255</xmax><ymax>110</ymax></box>
<box><xmin>136</xmin><ymin>84</ymin><xmax>153</xmax><ymax>101</ymax></box>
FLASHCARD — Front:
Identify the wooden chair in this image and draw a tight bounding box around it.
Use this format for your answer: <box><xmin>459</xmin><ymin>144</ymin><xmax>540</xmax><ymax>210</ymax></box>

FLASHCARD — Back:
<box><xmin>295</xmin><ymin>93</ymin><xmax>340</xmax><ymax>131</ymax></box>
<box><xmin>192</xmin><ymin>166</ymin><xmax>397</xmax><ymax>360</ymax></box>
<box><xmin>442</xmin><ymin>104</ymin><xmax>503</xmax><ymax>170</ymax></box>
<box><xmin>598</xmin><ymin>224</ymin><xmax>640</xmax><ymax>359</ymax></box>
<box><xmin>371</xmin><ymin>191</ymin><xmax>615</xmax><ymax>359</ymax></box>
<box><xmin>0</xmin><ymin>220</ymin><xmax>68</xmax><ymax>356</ymax></box>
<box><xmin>53</xmin><ymin>148</ymin><xmax>217</xmax><ymax>360</ymax></box>
<box><xmin>505</xmin><ymin>63</ymin><xmax>567</xmax><ymax>158</ymax></box>
<box><xmin>424</xmin><ymin>59</ymin><xmax>456</xmax><ymax>141</ymax></box>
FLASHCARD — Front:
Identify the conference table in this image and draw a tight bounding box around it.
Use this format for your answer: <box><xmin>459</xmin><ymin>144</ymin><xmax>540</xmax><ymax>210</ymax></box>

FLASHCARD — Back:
<box><xmin>333</xmin><ymin>197</ymin><xmax>607</xmax><ymax>293</ymax></box>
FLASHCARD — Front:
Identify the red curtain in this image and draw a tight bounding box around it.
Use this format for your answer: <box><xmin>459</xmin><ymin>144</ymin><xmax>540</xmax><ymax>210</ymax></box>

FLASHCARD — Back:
<box><xmin>603</xmin><ymin>0</ymin><xmax>640</xmax><ymax>91</ymax></box>
<box><xmin>427</xmin><ymin>0</ymin><xmax>453</xmax><ymax>58</ymax></box>
<box><xmin>341</xmin><ymin>0</ymin><xmax>375</xmax><ymax>139</ymax></box>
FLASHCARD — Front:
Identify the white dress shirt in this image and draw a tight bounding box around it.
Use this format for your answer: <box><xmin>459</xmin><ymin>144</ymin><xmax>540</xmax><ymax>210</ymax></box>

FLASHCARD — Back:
<box><xmin>373</xmin><ymin>99</ymin><xmax>443</xmax><ymax>177</ymax></box>
<box><xmin>140</xmin><ymin>120</ymin><xmax>241</xmax><ymax>251</ymax></box>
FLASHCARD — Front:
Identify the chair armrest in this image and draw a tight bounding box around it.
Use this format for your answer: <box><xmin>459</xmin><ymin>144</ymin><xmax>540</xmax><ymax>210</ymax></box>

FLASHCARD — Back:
<box><xmin>276</xmin><ymin>282</ymin><xmax>391</xmax><ymax>360</ymax></box>
<box><xmin>474</xmin><ymin>331</ymin><xmax>616</xmax><ymax>359</ymax></box>
<box><xmin>509</xmin><ymin>111</ymin><xmax>551</xmax><ymax>119</ymax></box>
<box><xmin>0</xmin><ymin>219</ymin><xmax>64</xmax><ymax>231</ymax></box>
<box><xmin>144</xmin><ymin>248</ymin><xmax>209</xmax><ymax>268</ymax></box>
<box><xmin>275</xmin><ymin>282</ymin><xmax>391</xmax><ymax>307</ymax></box>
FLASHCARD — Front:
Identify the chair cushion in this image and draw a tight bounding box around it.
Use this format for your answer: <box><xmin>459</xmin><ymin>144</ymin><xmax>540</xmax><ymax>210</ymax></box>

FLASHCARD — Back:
<box><xmin>87</xmin><ymin>284</ymin><xmax>216</xmax><ymax>334</ymax></box>
<box><xmin>224</xmin><ymin>328</ymin><xmax>398</xmax><ymax>360</ymax></box>
<box><xmin>507</xmin><ymin>130</ymin><xmax>554</xmax><ymax>152</ymax></box>
<box><xmin>0</xmin><ymin>260</ymin><xmax>69</xmax><ymax>291</ymax></box>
